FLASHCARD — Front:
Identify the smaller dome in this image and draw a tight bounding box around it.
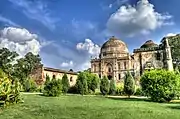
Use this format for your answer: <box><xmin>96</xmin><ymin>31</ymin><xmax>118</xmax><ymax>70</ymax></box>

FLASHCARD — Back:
<box><xmin>140</xmin><ymin>40</ymin><xmax>158</xmax><ymax>48</ymax></box>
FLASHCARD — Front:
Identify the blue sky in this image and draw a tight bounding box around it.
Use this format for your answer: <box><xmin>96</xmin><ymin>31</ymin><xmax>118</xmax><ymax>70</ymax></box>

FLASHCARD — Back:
<box><xmin>0</xmin><ymin>0</ymin><xmax>179</xmax><ymax>71</ymax></box>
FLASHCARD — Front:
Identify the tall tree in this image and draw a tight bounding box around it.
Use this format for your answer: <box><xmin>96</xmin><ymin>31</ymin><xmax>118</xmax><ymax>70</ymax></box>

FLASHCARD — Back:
<box><xmin>0</xmin><ymin>48</ymin><xmax>18</xmax><ymax>77</ymax></box>
<box><xmin>76</xmin><ymin>72</ymin><xmax>88</xmax><ymax>95</ymax></box>
<box><xmin>124</xmin><ymin>71</ymin><xmax>135</xmax><ymax>98</ymax></box>
<box><xmin>109</xmin><ymin>79</ymin><xmax>116</xmax><ymax>95</ymax></box>
<box><xmin>13</xmin><ymin>52</ymin><xmax>42</xmax><ymax>87</ymax></box>
<box><xmin>62</xmin><ymin>73</ymin><xmax>70</xmax><ymax>94</ymax></box>
<box><xmin>100</xmin><ymin>76</ymin><xmax>110</xmax><ymax>95</ymax></box>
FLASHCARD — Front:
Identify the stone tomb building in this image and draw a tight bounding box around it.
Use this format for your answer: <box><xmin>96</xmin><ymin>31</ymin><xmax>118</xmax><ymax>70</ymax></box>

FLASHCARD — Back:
<box><xmin>90</xmin><ymin>36</ymin><xmax>173</xmax><ymax>82</ymax></box>
<box><xmin>31</xmin><ymin>67</ymin><xmax>78</xmax><ymax>86</ymax></box>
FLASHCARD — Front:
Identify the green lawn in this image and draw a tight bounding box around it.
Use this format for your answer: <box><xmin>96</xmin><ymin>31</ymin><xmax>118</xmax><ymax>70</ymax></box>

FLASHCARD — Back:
<box><xmin>0</xmin><ymin>94</ymin><xmax>180</xmax><ymax>119</ymax></box>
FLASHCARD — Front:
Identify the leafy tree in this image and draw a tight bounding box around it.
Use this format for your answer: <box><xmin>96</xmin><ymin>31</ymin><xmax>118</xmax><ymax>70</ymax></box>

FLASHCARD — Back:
<box><xmin>13</xmin><ymin>52</ymin><xmax>42</xmax><ymax>89</ymax></box>
<box><xmin>90</xmin><ymin>75</ymin><xmax>99</xmax><ymax>93</ymax></box>
<box><xmin>141</xmin><ymin>69</ymin><xmax>180</xmax><ymax>102</ymax></box>
<box><xmin>124</xmin><ymin>71</ymin><xmax>135</xmax><ymax>98</ymax></box>
<box><xmin>62</xmin><ymin>73</ymin><xmax>70</xmax><ymax>94</ymax></box>
<box><xmin>0</xmin><ymin>48</ymin><xmax>18</xmax><ymax>77</ymax></box>
<box><xmin>43</xmin><ymin>79</ymin><xmax>62</xmax><ymax>97</ymax></box>
<box><xmin>75</xmin><ymin>72</ymin><xmax>88</xmax><ymax>95</ymax></box>
<box><xmin>83</xmin><ymin>71</ymin><xmax>99</xmax><ymax>94</ymax></box>
<box><xmin>100</xmin><ymin>76</ymin><xmax>110</xmax><ymax>95</ymax></box>
<box><xmin>109</xmin><ymin>79</ymin><xmax>116</xmax><ymax>95</ymax></box>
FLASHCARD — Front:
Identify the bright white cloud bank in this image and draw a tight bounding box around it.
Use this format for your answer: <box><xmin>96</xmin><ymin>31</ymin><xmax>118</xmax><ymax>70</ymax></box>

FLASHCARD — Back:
<box><xmin>75</xmin><ymin>39</ymin><xmax>100</xmax><ymax>70</ymax></box>
<box><xmin>0</xmin><ymin>27</ymin><xmax>41</xmax><ymax>56</ymax></box>
<box><xmin>107</xmin><ymin>0</ymin><xmax>173</xmax><ymax>37</ymax></box>
<box><xmin>76</xmin><ymin>39</ymin><xmax>100</xmax><ymax>56</ymax></box>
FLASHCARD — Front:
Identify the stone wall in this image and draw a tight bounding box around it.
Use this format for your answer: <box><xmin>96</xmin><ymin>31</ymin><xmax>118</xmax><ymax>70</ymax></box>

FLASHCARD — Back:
<box><xmin>43</xmin><ymin>69</ymin><xmax>77</xmax><ymax>86</ymax></box>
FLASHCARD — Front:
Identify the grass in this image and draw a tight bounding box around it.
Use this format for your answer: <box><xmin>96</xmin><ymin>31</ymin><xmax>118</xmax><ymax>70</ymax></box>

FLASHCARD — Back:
<box><xmin>0</xmin><ymin>94</ymin><xmax>180</xmax><ymax>119</ymax></box>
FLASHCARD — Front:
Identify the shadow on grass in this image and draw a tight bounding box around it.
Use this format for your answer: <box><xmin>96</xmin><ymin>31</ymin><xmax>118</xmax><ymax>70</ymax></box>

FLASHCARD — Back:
<box><xmin>167</xmin><ymin>106</ymin><xmax>180</xmax><ymax>110</ymax></box>
<box><xmin>106</xmin><ymin>96</ymin><xmax>152</xmax><ymax>102</ymax></box>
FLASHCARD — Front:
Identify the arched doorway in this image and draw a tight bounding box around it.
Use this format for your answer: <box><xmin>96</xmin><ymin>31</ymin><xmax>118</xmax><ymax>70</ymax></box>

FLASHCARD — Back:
<box><xmin>108</xmin><ymin>75</ymin><xmax>112</xmax><ymax>80</ymax></box>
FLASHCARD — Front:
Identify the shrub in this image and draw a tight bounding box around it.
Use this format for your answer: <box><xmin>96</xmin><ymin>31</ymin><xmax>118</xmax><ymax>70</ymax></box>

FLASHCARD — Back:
<box><xmin>43</xmin><ymin>79</ymin><xmax>62</xmax><ymax>97</ymax></box>
<box><xmin>62</xmin><ymin>73</ymin><xmax>70</xmax><ymax>94</ymax></box>
<box><xmin>36</xmin><ymin>85</ymin><xmax>44</xmax><ymax>93</ymax></box>
<box><xmin>109</xmin><ymin>79</ymin><xmax>116</xmax><ymax>95</ymax></box>
<box><xmin>75</xmin><ymin>72</ymin><xmax>88</xmax><ymax>95</ymax></box>
<box><xmin>134</xmin><ymin>86</ymin><xmax>144</xmax><ymax>96</ymax></box>
<box><xmin>140</xmin><ymin>69</ymin><xmax>180</xmax><ymax>102</ymax></box>
<box><xmin>100</xmin><ymin>76</ymin><xmax>110</xmax><ymax>95</ymax></box>
<box><xmin>85</xmin><ymin>72</ymin><xmax>99</xmax><ymax>94</ymax></box>
<box><xmin>24</xmin><ymin>78</ymin><xmax>37</xmax><ymax>92</ymax></box>
<box><xmin>44</xmin><ymin>74</ymin><xmax>51</xmax><ymax>85</ymax></box>
<box><xmin>124</xmin><ymin>71</ymin><xmax>135</xmax><ymax>98</ymax></box>
<box><xmin>0</xmin><ymin>70</ymin><xmax>22</xmax><ymax>107</ymax></box>
<box><xmin>68</xmin><ymin>85</ymin><xmax>78</xmax><ymax>94</ymax></box>
<box><xmin>89</xmin><ymin>75</ymin><xmax>99</xmax><ymax>93</ymax></box>
<box><xmin>116</xmin><ymin>83</ymin><xmax>124</xmax><ymax>95</ymax></box>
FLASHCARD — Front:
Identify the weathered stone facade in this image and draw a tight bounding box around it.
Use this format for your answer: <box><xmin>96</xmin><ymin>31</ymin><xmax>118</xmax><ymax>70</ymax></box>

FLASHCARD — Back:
<box><xmin>91</xmin><ymin>36</ymin><xmax>173</xmax><ymax>82</ymax></box>
<box><xmin>32</xmin><ymin>67</ymin><xmax>78</xmax><ymax>86</ymax></box>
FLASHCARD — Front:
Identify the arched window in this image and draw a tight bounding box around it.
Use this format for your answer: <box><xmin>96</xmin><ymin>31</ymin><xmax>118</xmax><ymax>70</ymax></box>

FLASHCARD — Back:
<box><xmin>70</xmin><ymin>77</ymin><xmax>73</xmax><ymax>82</ymax></box>
<box><xmin>52</xmin><ymin>75</ymin><xmax>56</xmax><ymax>79</ymax></box>
<box><xmin>94</xmin><ymin>65</ymin><xmax>96</xmax><ymax>72</ymax></box>
<box><xmin>108</xmin><ymin>67</ymin><xmax>111</xmax><ymax>72</ymax></box>
<box><xmin>118</xmin><ymin>74</ymin><xmax>121</xmax><ymax>80</ymax></box>
<box><xmin>124</xmin><ymin>62</ymin><xmax>126</xmax><ymax>69</ymax></box>
<box><xmin>156</xmin><ymin>52</ymin><xmax>161</xmax><ymax>60</ymax></box>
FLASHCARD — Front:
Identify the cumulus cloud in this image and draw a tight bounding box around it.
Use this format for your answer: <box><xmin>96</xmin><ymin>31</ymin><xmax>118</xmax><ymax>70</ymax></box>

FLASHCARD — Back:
<box><xmin>107</xmin><ymin>0</ymin><xmax>174</xmax><ymax>37</ymax></box>
<box><xmin>60</xmin><ymin>61</ymin><xmax>74</xmax><ymax>68</ymax></box>
<box><xmin>76</xmin><ymin>39</ymin><xmax>100</xmax><ymax>56</ymax></box>
<box><xmin>166</xmin><ymin>33</ymin><xmax>177</xmax><ymax>37</ymax></box>
<box><xmin>75</xmin><ymin>39</ymin><xmax>100</xmax><ymax>70</ymax></box>
<box><xmin>0</xmin><ymin>27</ymin><xmax>41</xmax><ymax>56</ymax></box>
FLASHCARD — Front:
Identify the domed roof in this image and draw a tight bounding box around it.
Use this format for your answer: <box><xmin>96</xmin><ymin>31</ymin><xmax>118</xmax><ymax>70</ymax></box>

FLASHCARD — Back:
<box><xmin>101</xmin><ymin>36</ymin><xmax>128</xmax><ymax>54</ymax></box>
<box><xmin>140</xmin><ymin>40</ymin><xmax>158</xmax><ymax>48</ymax></box>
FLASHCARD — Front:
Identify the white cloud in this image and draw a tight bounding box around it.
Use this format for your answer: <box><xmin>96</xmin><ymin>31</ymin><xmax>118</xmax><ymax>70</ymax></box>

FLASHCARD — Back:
<box><xmin>76</xmin><ymin>39</ymin><xmax>100</xmax><ymax>56</ymax></box>
<box><xmin>107</xmin><ymin>0</ymin><xmax>174</xmax><ymax>37</ymax></box>
<box><xmin>0</xmin><ymin>27</ymin><xmax>41</xmax><ymax>57</ymax></box>
<box><xmin>166</xmin><ymin>33</ymin><xmax>177</xmax><ymax>37</ymax></box>
<box><xmin>8</xmin><ymin>0</ymin><xmax>59</xmax><ymax>30</ymax></box>
<box><xmin>60</xmin><ymin>61</ymin><xmax>74</xmax><ymax>68</ymax></box>
<box><xmin>0</xmin><ymin>15</ymin><xmax>20</xmax><ymax>27</ymax></box>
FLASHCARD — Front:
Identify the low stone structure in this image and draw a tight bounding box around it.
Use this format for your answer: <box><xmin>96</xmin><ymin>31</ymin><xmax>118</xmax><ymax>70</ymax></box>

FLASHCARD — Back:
<box><xmin>32</xmin><ymin>67</ymin><xmax>78</xmax><ymax>86</ymax></box>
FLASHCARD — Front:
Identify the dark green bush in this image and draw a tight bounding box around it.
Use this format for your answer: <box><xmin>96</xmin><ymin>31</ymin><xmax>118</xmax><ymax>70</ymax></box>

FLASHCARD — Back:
<box><xmin>75</xmin><ymin>72</ymin><xmax>88</xmax><ymax>95</ymax></box>
<box><xmin>124</xmin><ymin>71</ymin><xmax>135</xmax><ymax>98</ymax></box>
<box><xmin>109</xmin><ymin>79</ymin><xmax>116</xmax><ymax>95</ymax></box>
<box><xmin>140</xmin><ymin>69</ymin><xmax>180</xmax><ymax>102</ymax></box>
<box><xmin>68</xmin><ymin>85</ymin><xmax>78</xmax><ymax>94</ymax></box>
<box><xmin>62</xmin><ymin>73</ymin><xmax>70</xmax><ymax>94</ymax></box>
<box><xmin>134</xmin><ymin>86</ymin><xmax>144</xmax><ymax>96</ymax></box>
<box><xmin>43</xmin><ymin>79</ymin><xmax>62</xmax><ymax>97</ymax></box>
<box><xmin>100</xmin><ymin>76</ymin><xmax>110</xmax><ymax>95</ymax></box>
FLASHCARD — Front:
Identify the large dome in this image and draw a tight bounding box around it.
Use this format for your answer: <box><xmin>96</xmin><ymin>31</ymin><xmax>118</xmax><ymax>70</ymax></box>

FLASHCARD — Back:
<box><xmin>100</xmin><ymin>36</ymin><xmax>129</xmax><ymax>57</ymax></box>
